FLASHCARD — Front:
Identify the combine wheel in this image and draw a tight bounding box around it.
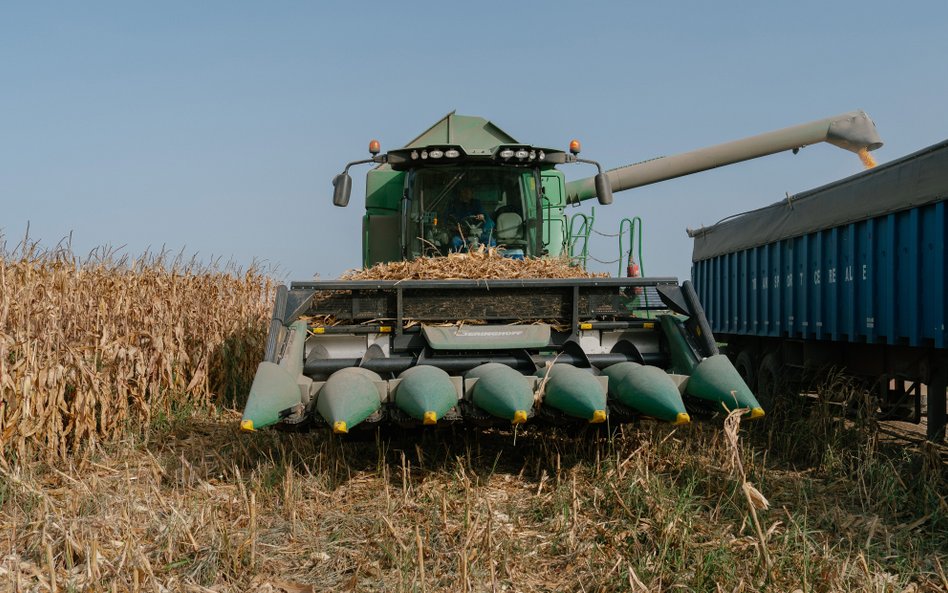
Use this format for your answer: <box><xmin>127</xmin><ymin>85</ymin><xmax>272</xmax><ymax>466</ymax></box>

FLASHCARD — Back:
<box><xmin>756</xmin><ymin>352</ymin><xmax>781</xmax><ymax>413</ymax></box>
<box><xmin>734</xmin><ymin>350</ymin><xmax>757</xmax><ymax>393</ymax></box>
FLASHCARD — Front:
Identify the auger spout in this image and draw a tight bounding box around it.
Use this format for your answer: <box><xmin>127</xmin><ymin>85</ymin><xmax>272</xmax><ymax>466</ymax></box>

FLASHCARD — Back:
<box><xmin>565</xmin><ymin>110</ymin><xmax>883</xmax><ymax>203</ymax></box>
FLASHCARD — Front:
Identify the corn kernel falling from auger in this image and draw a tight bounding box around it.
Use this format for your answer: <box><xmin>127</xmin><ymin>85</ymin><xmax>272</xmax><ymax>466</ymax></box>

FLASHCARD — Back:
<box><xmin>858</xmin><ymin>147</ymin><xmax>877</xmax><ymax>169</ymax></box>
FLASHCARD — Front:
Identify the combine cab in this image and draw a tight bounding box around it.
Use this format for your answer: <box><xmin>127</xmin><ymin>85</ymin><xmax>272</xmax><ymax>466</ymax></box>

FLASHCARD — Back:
<box><xmin>240</xmin><ymin>111</ymin><xmax>882</xmax><ymax>434</ymax></box>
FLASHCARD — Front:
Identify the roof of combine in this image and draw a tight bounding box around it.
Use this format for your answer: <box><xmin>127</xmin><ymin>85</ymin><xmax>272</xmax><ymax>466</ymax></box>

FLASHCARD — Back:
<box><xmin>376</xmin><ymin>111</ymin><xmax>564</xmax><ymax>170</ymax></box>
<box><xmin>404</xmin><ymin>111</ymin><xmax>518</xmax><ymax>149</ymax></box>
<box><xmin>375</xmin><ymin>112</ymin><xmax>517</xmax><ymax>171</ymax></box>
<box><xmin>689</xmin><ymin>139</ymin><xmax>948</xmax><ymax>261</ymax></box>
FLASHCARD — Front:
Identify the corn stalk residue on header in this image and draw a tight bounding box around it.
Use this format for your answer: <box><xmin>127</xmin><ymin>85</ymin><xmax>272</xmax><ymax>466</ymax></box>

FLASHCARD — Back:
<box><xmin>0</xmin><ymin>243</ymin><xmax>272</xmax><ymax>459</ymax></box>
<box><xmin>342</xmin><ymin>246</ymin><xmax>605</xmax><ymax>281</ymax></box>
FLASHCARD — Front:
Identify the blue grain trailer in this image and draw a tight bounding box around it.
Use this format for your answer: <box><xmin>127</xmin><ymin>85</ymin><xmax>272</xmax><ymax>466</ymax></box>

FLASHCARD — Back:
<box><xmin>689</xmin><ymin>140</ymin><xmax>948</xmax><ymax>441</ymax></box>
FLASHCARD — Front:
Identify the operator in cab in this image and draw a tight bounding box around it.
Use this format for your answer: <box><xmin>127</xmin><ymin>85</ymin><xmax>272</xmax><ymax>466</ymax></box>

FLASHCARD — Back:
<box><xmin>448</xmin><ymin>186</ymin><xmax>495</xmax><ymax>251</ymax></box>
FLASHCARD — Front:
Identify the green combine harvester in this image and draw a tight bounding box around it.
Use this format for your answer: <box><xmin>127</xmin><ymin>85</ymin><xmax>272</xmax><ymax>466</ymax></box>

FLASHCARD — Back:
<box><xmin>240</xmin><ymin>111</ymin><xmax>882</xmax><ymax>434</ymax></box>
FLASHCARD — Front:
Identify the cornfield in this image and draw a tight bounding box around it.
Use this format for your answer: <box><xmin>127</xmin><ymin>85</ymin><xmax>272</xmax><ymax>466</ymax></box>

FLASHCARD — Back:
<box><xmin>0</xmin><ymin>240</ymin><xmax>272</xmax><ymax>460</ymax></box>
<box><xmin>0</xmin><ymin>242</ymin><xmax>945</xmax><ymax>591</ymax></box>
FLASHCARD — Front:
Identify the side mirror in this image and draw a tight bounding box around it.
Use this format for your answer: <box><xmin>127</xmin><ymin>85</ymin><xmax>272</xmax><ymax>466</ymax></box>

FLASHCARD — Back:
<box><xmin>595</xmin><ymin>173</ymin><xmax>613</xmax><ymax>205</ymax></box>
<box><xmin>332</xmin><ymin>172</ymin><xmax>352</xmax><ymax>207</ymax></box>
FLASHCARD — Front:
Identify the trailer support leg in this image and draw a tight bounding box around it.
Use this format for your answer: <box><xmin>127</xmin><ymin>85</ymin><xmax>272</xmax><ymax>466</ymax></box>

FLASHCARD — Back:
<box><xmin>928</xmin><ymin>372</ymin><xmax>947</xmax><ymax>443</ymax></box>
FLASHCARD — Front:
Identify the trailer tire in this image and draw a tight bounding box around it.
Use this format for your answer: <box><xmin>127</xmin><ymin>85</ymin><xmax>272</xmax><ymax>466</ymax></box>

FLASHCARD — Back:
<box><xmin>756</xmin><ymin>352</ymin><xmax>781</xmax><ymax>413</ymax></box>
<box><xmin>735</xmin><ymin>350</ymin><xmax>757</xmax><ymax>393</ymax></box>
<box><xmin>928</xmin><ymin>374</ymin><xmax>947</xmax><ymax>443</ymax></box>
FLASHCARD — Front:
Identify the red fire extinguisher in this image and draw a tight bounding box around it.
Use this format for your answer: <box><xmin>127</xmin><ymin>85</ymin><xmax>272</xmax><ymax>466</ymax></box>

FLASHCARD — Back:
<box><xmin>627</xmin><ymin>256</ymin><xmax>643</xmax><ymax>296</ymax></box>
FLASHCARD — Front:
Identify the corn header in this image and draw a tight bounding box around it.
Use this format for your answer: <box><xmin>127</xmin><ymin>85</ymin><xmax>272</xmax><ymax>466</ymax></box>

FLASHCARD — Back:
<box><xmin>241</xmin><ymin>111</ymin><xmax>882</xmax><ymax>434</ymax></box>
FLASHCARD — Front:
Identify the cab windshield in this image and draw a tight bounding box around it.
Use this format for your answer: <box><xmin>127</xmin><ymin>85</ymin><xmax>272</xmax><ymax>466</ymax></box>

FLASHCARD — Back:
<box><xmin>406</xmin><ymin>166</ymin><xmax>538</xmax><ymax>258</ymax></box>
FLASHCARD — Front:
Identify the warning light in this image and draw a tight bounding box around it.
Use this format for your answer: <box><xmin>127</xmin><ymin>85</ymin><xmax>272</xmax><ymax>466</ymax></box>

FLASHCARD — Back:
<box><xmin>569</xmin><ymin>139</ymin><xmax>581</xmax><ymax>155</ymax></box>
<box><xmin>369</xmin><ymin>139</ymin><xmax>381</xmax><ymax>155</ymax></box>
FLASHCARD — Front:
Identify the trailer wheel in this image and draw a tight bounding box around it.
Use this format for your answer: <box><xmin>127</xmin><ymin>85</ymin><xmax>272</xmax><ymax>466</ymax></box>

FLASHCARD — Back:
<box><xmin>928</xmin><ymin>374</ymin><xmax>947</xmax><ymax>443</ymax></box>
<box><xmin>756</xmin><ymin>352</ymin><xmax>781</xmax><ymax>412</ymax></box>
<box><xmin>735</xmin><ymin>350</ymin><xmax>757</xmax><ymax>393</ymax></box>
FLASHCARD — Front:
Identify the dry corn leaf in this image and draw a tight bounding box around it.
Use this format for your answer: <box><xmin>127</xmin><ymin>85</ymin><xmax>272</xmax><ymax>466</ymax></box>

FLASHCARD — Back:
<box><xmin>743</xmin><ymin>481</ymin><xmax>770</xmax><ymax>510</ymax></box>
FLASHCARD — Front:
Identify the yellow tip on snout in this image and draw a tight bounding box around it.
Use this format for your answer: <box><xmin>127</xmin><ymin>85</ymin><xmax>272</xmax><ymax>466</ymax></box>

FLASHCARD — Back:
<box><xmin>512</xmin><ymin>410</ymin><xmax>528</xmax><ymax>425</ymax></box>
<box><xmin>240</xmin><ymin>419</ymin><xmax>254</xmax><ymax>432</ymax></box>
<box><xmin>673</xmin><ymin>412</ymin><xmax>691</xmax><ymax>425</ymax></box>
<box><xmin>590</xmin><ymin>409</ymin><xmax>607</xmax><ymax>424</ymax></box>
<box><xmin>333</xmin><ymin>420</ymin><xmax>348</xmax><ymax>434</ymax></box>
<box><xmin>749</xmin><ymin>407</ymin><xmax>766</xmax><ymax>420</ymax></box>
<box><xmin>423</xmin><ymin>411</ymin><xmax>438</xmax><ymax>425</ymax></box>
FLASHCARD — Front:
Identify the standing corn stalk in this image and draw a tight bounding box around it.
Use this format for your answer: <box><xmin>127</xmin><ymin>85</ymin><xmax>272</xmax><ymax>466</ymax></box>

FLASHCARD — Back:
<box><xmin>723</xmin><ymin>406</ymin><xmax>772</xmax><ymax>581</ymax></box>
<box><xmin>0</xmin><ymin>240</ymin><xmax>272</xmax><ymax>459</ymax></box>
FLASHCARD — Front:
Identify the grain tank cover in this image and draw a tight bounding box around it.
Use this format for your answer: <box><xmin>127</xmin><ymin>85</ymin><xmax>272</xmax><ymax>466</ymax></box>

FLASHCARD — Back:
<box><xmin>401</xmin><ymin>111</ymin><xmax>519</xmax><ymax>156</ymax></box>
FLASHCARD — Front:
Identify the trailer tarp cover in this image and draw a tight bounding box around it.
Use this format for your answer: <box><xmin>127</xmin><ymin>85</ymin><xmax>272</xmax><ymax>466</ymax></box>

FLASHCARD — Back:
<box><xmin>689</xmin><ymin>140</ymin><xmax>948</xmax><ymax>261</ymax></box>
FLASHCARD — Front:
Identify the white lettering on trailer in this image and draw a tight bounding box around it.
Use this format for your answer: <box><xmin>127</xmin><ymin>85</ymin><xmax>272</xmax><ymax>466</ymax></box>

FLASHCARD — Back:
<box><xmin>862</xmin><ymin>264</ymin><xmax>867</xmax><ymax>280</ymax></box>
<box><xmin>828</xmin><ymin>268</ymin><xmax>836</xmax><ymax>283</ymax></box>
<box><xmin>786</xmin><ymin>274</ymin><xmax>793</xmax><ymax>287</ymax></box>
<box><xmin>813</xmin><ymin>270</ymin><xmax>821</xmax><ymax>285</ymax></box>
<box><xmin>773</xmin><ymin>275</ymin><xmax>780</xmax><ymax>288</ymax></box>
<box><xmin>844</xmin><ymin>266</ymin><xmax>853</xmax><ymax>282</ymax></box>
<box><xmin>751</xmin><ymin>277</ymin><xmax>756</xmax><ymax>290</ymax></box>
<box><xmin>762</xmin><ymin>276</ymin><xmax>768</xmax><ymax>289</ymax></box>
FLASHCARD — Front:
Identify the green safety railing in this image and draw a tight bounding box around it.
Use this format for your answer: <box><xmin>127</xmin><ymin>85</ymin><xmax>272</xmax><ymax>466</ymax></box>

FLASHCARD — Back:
<box><xmin>618</xmin><ymin>216</ymin><xmax>644</xmax><ymax>278</ymax></box>
<box><xmin>568</xmin><ymin>208</ymin><xmax>645</xmax><ymax>279</ymax></box>
<box><xmin>567</xmin><ymin>208</ymin><xmax>595</xmax><ymax>268</ymax></box>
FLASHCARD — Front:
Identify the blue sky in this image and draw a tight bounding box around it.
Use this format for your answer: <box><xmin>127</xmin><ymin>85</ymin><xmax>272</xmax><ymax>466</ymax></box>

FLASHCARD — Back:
<box><xmin>2</xmin><ymin>2</ymin><xmax>946</xmax><ymax>281</ymax></box>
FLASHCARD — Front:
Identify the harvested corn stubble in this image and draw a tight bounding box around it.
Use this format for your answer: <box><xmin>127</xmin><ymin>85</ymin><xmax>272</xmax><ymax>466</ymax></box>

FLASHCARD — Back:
<box><xmin>341</xmin><ymin>247</ymin><xmax>607</xmax><ymax>281</ymax></box>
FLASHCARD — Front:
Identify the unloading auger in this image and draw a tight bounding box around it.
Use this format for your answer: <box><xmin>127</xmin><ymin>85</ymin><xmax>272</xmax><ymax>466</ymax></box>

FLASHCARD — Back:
<box><xmin>240</xmin><ymin>111</ymin><xmax>882</xmax><ymax>434</ymax></box>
